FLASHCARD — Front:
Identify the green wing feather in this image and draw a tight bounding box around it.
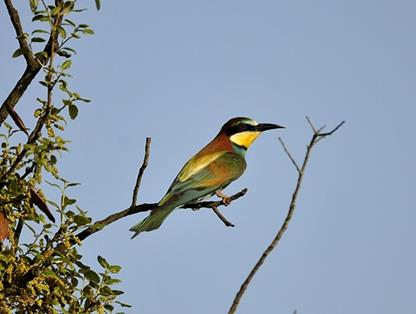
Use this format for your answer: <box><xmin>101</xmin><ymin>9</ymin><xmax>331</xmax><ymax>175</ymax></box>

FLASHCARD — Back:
<box><xmin>160</xmin><ymin>151</ymin><xmax>246</xmax><ymax>205</ymax></box>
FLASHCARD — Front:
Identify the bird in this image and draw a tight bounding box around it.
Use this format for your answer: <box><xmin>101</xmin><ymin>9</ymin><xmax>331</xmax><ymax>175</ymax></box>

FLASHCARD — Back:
<box><xmin>130</xmin><ymin>117</ymin><xmax>284</xmax><ymax>238</ymax></box>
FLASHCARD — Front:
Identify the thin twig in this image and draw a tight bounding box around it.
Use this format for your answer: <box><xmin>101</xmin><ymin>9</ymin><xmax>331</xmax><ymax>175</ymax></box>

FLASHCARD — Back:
<box><xmin>305</xmin><ymin>116</ymin><xmax>317</xmax><ymax>133</ymax></box>
<box><xmin>227</xmin><ymin>119</ymin><xmax>345</xmax><ymax>314</ymax></box>
<box><xmin>131</xmin><ymin>137</ymin><xmax>151</xmax><ymax>207</ymax></box>
<box><xmin>318</xmin><ymin>120</ymin><xmax>345</xmax><ymax>137</ymax></box>
<box><xmin>210</xmin><ymin>205</ymin><xmax>235</xmax><ymax>227</ymax></box>
<box><xmin>278</xmin><ymin>137</ymin><xmax>301</xmax><ymax>174</ymax></box>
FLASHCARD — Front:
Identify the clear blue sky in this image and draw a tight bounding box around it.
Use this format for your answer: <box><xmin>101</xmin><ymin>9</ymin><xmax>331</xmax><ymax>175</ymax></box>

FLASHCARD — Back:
<box><xmin>1</xmin><ymin>1</ymin><xmax>416</xmax><ymax>313</ymax></box>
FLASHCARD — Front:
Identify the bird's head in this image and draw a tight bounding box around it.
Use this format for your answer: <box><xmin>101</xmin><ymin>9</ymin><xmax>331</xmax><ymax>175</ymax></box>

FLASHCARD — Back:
<box><xmin>221</xmin><ymin>117</ymin><xmax>284</xmax><ymax>149</ymax></box>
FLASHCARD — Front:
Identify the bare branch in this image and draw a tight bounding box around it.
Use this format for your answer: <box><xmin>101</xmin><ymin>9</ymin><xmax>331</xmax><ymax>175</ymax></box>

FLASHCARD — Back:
<box><xmin>227</xmin><ymin>119</ymin><xmax>345</xmax><ymax>314</ymax></box>
<box><xmin>210</xmin><ymin>205</ymin><xmax>235</xmax><ymax>227</ymax></box>
<box><xmin>278</xmin><ymin>137</ymin><xmax>301</xmax><ymax>174</ymax></box>
<box><xmin>317</xmin><ymin>120</ymin><xmax>345</xmax><ymax>137</ymax></box>
<box><xmin>131</xmin><ymin>137</ymin><xmax>151</xmax><ymax>207</ymax></box>
<box><xmin>305</xmin><ymin>115</ymin><xmax>317</xmax><ymax>133</ymax></box>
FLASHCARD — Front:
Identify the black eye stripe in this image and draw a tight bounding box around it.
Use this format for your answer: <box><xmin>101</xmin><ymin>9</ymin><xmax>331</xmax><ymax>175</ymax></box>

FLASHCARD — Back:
<box><xmin>224</xmin><ymin>124</ymin><xmax>255</xmax><ymax>135</ymax></box>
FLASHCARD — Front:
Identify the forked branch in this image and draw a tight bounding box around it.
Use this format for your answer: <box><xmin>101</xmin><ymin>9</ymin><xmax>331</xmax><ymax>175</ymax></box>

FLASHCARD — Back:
<box><xmin>227</xmin><ymin>118</ymin><xmax>345</xmax><ymax>314</ymax></box>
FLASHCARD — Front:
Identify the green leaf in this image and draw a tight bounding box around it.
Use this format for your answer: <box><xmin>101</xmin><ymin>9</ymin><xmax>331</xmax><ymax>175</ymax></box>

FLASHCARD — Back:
<box><xmin>32</xmin><ymin>14</ymin><xmax>50</xmax><ymax>22</ymax></box>
<box><xmin>62</xmin><ymin>47</ymin><xmax>77</xmax><ymax>55</ymax></box>
<box><xmin>71</xmin><ymin>277</ymin><xmax>79</xmax><ymax>287</ymax></box>
<box><xmin>65</xmin><ymin>18</ymin><xmax>76</xmax><ymax>27</ymax></box>
<box><xmin>73</xmin><ymin>215</ymin><xmax>92</xmax><ymax>226</ymax></box>
<box><xmin>85</xmin><ymin>270</ymin><xmax>100</xmax><ymax>284</ymax></box>
<box><xmin>82</xmin><ymin>29</ymin><xmax>95</xmax><ymax>35</ymax></box>
<box><xmin>97</xmin><ymin>255</ymin><xmax>110</xmax><ymax>269</ymax></box>
<box><xmin>68</xmin><ymin>104</ymin><xmax>78</xmax><ymax>119</ymax></box>
<box><xmin>12</xmin><ymin>48</ymin><xmax>24</xmax><ymax>58</ymax></box>
<box><xmin>77</xmin><ymin>97</ymin><xmax>91</xmax><ymax>103</ymax></box>
<box><xmin>30</xmin><ymin>0</ymin><xmax>39</xmax><ymax>12</ymax></box>
<box><xmin>61</xmin><ymin>60</ymin><xmax>72</xmax><ymax>70</ymax></box>
<box><xmin>31</xmin><ymin>37</ymin><xmax>46</xmax><ymax>42</ymax></box>
<box><xmin>111</xmin><ymin>289</ymin><xmax>125</xmax><ymax>296</ymax></box>
<box><xmin>100</xmin><ymin>285</ymin><xmax>113</xmax><ymax>296</ymax></box>
<box><xmin>63</xmin><ymin>196</ymin><xmax>76</xmax><ymax>207</ymax></box>
<box><xmin>57</xmin><ymin>26</ymin><xmax>67</xmax><ymax>39</ymax></box>
<box><xmin>115</xmin><ymin>301</ymin><xmax>132</xmax><ymax>308</ymax></box>
<box><xmin>104</xmin><ymin>278</ymin><xmax>122</xmax><ymax>285</ymax></box>
<box><xmin>109</xmin><ymin>265</ymin><xmax>122</xmax><ymax>274</ymax></box>
<box><xmin>32</xmin><ymin>29</ymin><xmax>49</xmax><ymax>35</ymax></box>
<box><xmin>95</xmin><ymin>0</ymin><xmax>101</xmax><ymax>10</ymax></box>
<box><xmin>60</xmin><ymin>81</ymin><xmax>69</xmax><ymax>92</ymax></box>
<box><xmin>63</xmin><ymin>99</ymin><xmax>72</xmax><ymax>106</ymax></box>
<box><xmin>104</xmin><ymin>304</ymin><xmax>114</xmax><ymax>312</ymax></box>
<box><xmin>43</xmin><ymin>269</ymin><xmax>59</xmax><ymax>278</ymax></box>
<box><xmin>75</xmin><ymin>260</ymin><xmax>90</xmax><ymax>270</ymax></box>
<box><xmin>0</xmin><ymin>254</ymin><xmax>10</xmax><ymax>263</ymax></box>
<box><xmin>35</xmin><ymin>51</ymin><xmax>48</xmax><ymax>59</ymax></box>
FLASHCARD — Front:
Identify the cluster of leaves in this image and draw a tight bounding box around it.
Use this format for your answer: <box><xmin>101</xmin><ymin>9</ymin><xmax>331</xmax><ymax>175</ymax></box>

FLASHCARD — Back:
<box><xmin>1</xmin><ymin>1</ymin><xmax>130</xmax><ymax>313</ymax></box>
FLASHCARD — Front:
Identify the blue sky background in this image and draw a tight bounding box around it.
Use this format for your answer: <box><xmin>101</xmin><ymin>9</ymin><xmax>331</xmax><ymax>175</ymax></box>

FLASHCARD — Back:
<box><xmin>1</xmin><ymin>1</ymin><xmax>416</xmax><ymax>313</ymax></box>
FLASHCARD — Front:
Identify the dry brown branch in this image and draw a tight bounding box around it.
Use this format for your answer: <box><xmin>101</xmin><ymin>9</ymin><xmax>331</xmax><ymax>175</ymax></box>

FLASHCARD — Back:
<box><xmin>278</xmin><ymin>137</ymin><xmax>301</xmax><ymax>174</ymax></box>
<box><xmin>131</xmin><ymin>137</ymin><xmax>151</xmax><ymax>206</ymax></box>
<box><xmin>227</xmin><ymin>118</ymin><xmax>345</xmax><ymax>314</ymax></box>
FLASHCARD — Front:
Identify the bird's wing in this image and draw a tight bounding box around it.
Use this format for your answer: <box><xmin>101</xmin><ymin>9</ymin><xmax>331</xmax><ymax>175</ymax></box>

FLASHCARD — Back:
<box><xmin>177</xmin><ymin>151</ymin><xmax>225</xmax><ymax>182</ymax></box>
<box><xmin>159</xmin><ymin>152</ymin><xmax>246</xmax><ymax>206</ymax></box>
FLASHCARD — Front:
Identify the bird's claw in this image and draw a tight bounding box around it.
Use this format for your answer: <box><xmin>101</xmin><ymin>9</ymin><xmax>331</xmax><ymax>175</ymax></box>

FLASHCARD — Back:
<box><xmin>215</xmin><ymin>190</ymin><xmax>232</xmax><ymax>206</ymax></box>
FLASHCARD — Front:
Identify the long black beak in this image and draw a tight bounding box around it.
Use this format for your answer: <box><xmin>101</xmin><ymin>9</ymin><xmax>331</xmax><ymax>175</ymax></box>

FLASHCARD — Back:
<box><xmin>254</xmin><ymin>123</ymin><xmax>285</xmax><ymax>132</ymax></box>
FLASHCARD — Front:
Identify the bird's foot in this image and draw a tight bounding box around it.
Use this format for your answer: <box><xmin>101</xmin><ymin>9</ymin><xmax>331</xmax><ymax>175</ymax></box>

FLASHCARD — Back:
<box><xmin>215</xmin><ymin>190</ymin><xmax>231</xmax><ymax>206</ymax></box>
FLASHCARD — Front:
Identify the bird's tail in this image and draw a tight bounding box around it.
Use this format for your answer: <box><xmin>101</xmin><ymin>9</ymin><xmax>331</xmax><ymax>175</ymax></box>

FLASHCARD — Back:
<box><xmin>129</xmin><ymin>204</ymin><xmax>176</xmax><ymax>239</ymax></box>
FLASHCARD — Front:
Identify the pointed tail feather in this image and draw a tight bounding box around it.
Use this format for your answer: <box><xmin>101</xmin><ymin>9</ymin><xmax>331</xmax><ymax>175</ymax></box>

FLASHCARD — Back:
<box><xmin>129</xmin><ymin>205</ymin><xmax>175</xmax><ymax>239</ymax></box>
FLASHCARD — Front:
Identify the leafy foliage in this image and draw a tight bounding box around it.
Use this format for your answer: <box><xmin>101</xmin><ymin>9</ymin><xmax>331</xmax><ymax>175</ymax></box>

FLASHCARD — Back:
<box><xmin>1</xmin><ymin>1</ymin><xmax>129</xmax><ymax>312</ymax></box>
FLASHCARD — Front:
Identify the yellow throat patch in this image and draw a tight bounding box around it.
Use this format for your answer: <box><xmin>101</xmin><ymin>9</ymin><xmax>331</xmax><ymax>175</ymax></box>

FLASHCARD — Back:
<box><xmin>230</xmin><ymin>131</ymin><xmax>261</xmax><ymax>148</ymax></box>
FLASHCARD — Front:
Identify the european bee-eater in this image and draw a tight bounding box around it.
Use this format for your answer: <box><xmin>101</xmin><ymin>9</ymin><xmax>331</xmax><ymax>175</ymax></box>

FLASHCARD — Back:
<box><xmin>130</xmin><ymin>117</ymin><xmax>284</xmax><ymax>238</ymax></box>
